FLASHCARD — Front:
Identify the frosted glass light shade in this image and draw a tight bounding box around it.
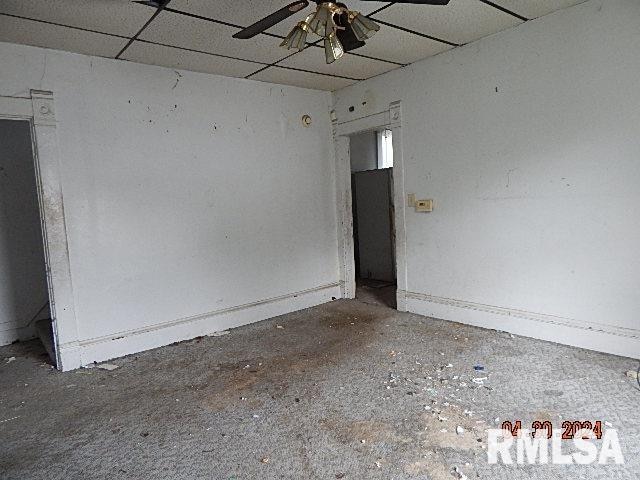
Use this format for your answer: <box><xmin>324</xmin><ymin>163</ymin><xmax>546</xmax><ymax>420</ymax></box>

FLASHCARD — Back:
<box><xmin>349</xmin><ymin>12</ymin><xmax>380</xmax><ymax>41</ymax></box>
<box><xmin>280</xmin><ymin>22</ymin><xmax>309</xmax><ymax>50</ymax></box>
<box><xmin>324</xmin><ymin>32</ymin><xmax>344</xmax><ymax>64</ymax></box>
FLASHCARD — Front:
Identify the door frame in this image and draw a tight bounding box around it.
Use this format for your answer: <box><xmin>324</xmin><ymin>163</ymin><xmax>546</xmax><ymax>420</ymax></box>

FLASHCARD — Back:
<box><xmin>332</xmin><ymin>101</ymin><xmax>408</xmax><ymax>310</ymax></box>
<box><xmin>0</xmin><ymin>91</ymin><xmax>79</xmax><ymax>369</ymax></box>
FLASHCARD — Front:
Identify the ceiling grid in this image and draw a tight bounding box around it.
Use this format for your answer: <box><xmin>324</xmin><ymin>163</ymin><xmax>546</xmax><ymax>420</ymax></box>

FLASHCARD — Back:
<box><xmin>0</xmin><ymin>0</ymin><xmax>588</xmax><ymax>91</ymax></box>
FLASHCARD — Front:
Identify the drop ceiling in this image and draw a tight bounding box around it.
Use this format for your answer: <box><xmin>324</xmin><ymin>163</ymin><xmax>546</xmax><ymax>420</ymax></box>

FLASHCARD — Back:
<box><xmin>0</xmin><ymin>0</ymin><xmax>587</xmax><ymax>91</ymax></box>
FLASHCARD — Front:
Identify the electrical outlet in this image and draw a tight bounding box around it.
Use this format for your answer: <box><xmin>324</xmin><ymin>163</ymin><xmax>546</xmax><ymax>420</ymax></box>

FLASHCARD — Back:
<box><xmin>408</xmin><ymin>193</ymin><xmax>416</xmax><ymax>207</ymax></box>
<box><xmin>415</xmin><ymin>199</ymin><xmax>433</xmax><ymax>212</ymax></box>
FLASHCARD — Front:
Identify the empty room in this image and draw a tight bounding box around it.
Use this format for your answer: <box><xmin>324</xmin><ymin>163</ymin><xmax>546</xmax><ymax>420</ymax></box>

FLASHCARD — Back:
<box><xmin>0</xmin><ymin>0</ymin><xmax>638</xmax><ymax>478</ymax></box>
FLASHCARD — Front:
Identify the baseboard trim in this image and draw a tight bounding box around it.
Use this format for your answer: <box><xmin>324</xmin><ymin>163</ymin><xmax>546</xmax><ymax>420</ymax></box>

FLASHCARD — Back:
<box><xmin>401</xmin><ymin>290</ymin><xmax>640</xmax><ymax>359</ymax></box>
<box><xmin>57</xmin><ymin>282</ymin><xmax>340</xmax><ymax>371</ymax></box>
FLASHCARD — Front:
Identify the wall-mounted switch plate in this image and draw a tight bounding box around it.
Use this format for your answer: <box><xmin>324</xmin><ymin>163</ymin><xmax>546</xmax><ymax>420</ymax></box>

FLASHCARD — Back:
<box><xmin>408</xmin><ymin>193</ymin><xmax>416</xmax><ymax>207</ymax></box>
<box><xmin>415</xmin><ymin>199</ymin><xmax>433</xmax><ymax>212</ymax></box>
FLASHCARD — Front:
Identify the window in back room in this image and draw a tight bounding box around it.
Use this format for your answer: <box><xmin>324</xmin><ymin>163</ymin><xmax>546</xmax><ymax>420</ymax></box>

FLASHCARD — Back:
<box><xmin>377</xmin><ymin>129</ymin><xmax>393</xmax><ymax>169</ymax></box>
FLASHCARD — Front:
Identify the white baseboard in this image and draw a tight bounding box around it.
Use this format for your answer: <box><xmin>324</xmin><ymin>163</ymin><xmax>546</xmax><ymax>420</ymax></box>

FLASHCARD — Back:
<box><xmin>57</xmin><ymin>283</ymin><xmax>341</xmax><ymax>371</ymax></box>
<box><xmin>402</xmin><ymin>290</ymin><xmax>640</xmax><ymax>360</ymax></box>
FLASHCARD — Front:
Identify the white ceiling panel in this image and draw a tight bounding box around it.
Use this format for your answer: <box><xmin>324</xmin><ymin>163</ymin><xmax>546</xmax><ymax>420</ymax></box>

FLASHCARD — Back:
<box><xmin>250</xmin><ymin>66</ymin><xmax>357</xmax><ymax>91</ymax></box>
<box><xmin>345</xmin><ymin>1</ymin><xmax>390</xmax><ymax>16</ymax></box>
<box><xmin>167</xmin><ymin>0</ymin><xmax>307</xmax><ymax>37</ymax></box>
<box><xmin>0</xmin><ymin>14</ymin><xmax>127</xmax><ymax>58</ymax></box>
<box><xmin>0</xmin><ymin>0</ymin><xmax>153</xmax><ymax>38</ymax></box>
<box><xmin>122</xmin><ymin>41</ymin><xmax>259</xmax><ymax>78</ymax></box>
<box><xmin>354</xmin><ymin>25</ymin><xmax>453</xmax><ymax>65</ymax></box>
<box><xmin>279</xmin><ymin>46</ymin><xmax>398</xmax><ymax>79</ymax></box>
<box><xmin>489</xmin><ymin>0</ymin><xmax>588</xmax><ymax>19</ymax></box>
<box><xmin>374</xmin><ymin>0</ymin><xmax>523</xmax><ymax>45</ymax></box>
<box><xmin>0</xmin><ymin>0</ymin><xmax>592</xmax><ymax>91</ymax></box>
<box><xmin>139</xmin><ymin>10</ymin><xmax>289</xmax><ymax>65</ymax></box>
<box><xmin>169</xmin><ymin>0</ymin><xmax>308</xmax><ymax>28</ymax></box>
<box><xmin>168</xmin><ymin>0</ymin><xmax>389</xmax><ymax>36</ymax></box>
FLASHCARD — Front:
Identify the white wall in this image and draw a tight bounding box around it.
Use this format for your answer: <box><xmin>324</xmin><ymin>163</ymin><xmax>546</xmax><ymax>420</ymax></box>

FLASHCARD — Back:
<box><xmin>333</xmin><ymin>0</ymin><xmax>640</xmax><ymax>358</ymax></box>
<box><xmin>0</xmin><ymin>119</ymin><xmax>49</xmax><ymax>344</ymax></box>
<box><xmin>0</xmin><ymin>42</ymin><xmax>340</xmax><ymax>368</ymax></box>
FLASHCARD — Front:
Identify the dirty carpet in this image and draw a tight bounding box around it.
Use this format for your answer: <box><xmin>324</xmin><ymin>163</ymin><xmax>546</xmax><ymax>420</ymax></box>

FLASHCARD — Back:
<box><xmin>1</xmin><ymin>298</ymin><xmax>638</xmax><ymax>479</ymax></box>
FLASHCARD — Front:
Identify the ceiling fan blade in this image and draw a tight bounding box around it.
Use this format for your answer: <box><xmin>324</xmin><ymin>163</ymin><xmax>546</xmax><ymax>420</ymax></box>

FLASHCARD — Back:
<box><xmin>233</xmin><ymin>1</ymin><xmax>310</xmax><ymax>39</ymax></box>
<box><xmin>359</xmin><ymin>0</ymin><xmax>450</xmax><ymax>3</ymax></box>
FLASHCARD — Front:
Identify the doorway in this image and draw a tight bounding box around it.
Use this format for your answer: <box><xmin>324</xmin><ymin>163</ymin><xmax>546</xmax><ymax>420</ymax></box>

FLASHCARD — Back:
<box><xmin>349</xmin><ymin>129</ymin><xmax>396</xmax><ymax>308</ymax></box>
<box><xmin>0</xmin><ymin>119</ymin><xmax>53</xmax><ymax>361</ymax></box>
<box><xmin>333</xmin><ymin>102</ymin><xmax>406</xmax><ymax>311</ymax></box>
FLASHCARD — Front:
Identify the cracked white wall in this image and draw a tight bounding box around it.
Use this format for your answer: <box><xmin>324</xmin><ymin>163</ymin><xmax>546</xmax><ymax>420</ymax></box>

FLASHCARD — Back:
<box><xmin>0</xmin><ymin>42</ymin><xmax>340</xmax><ymax>366</ymax></box>
<box><xmin>332</xmin><ymin>0</ymin><xmax>640</xmax><ymax>358</ymax></box>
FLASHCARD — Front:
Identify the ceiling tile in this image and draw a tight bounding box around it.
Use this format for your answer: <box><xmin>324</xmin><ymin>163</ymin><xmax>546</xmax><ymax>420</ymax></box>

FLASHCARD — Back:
<box><xmin>250</xmin><ymin>66</ymin><xmax>357</xmax><ymax>91</ymax></box>
<box><xmin>167</xmin><ymin>0</ymin><xmax>310</xmax><ymax>37</ymax></box>
<box><xmin>0</xmin><ymin>0</ymin><xmax>153</xmax><ymax>37</ymax></box>
<box><xmin>139</xmin><ymin>10</ymin><xmax>288</xmax><ymax>65</ymax></box>
<box><xmin>167</xmin><ymin>0</ymin><xmax>389</xmax><ymax>37</ymax></box>
<box><xmin>354</xmin><ymin>24</ymin><xmax>453</xmax><ymax>65</ymax></box>
<box><xmin>374</xmin><ymin>0</ymin><xmax>523</xmax><ymax>45</ymax></box>
<box><xmin>488</xmin><ymin>0</ymin><xmax>588</xmax><ymax>19</ymax></box>
<box><xmin>341</xmin><ymin>1</ymin><xmax>390</xmax><ymax>16</ymax></box>
<box><xmin>278</xmin><ymin>46</ymin><xmax>397</xmax><ymax>80</ymax></box>
<box><xmin>0</xmin><ymin>14</ymin><xmax>127</xmax><ymax>58</ymax></box>
<box><xmin>122</xmin><ymin>41</ymin><xmax>259</xmax><ymax>78</ymax></box>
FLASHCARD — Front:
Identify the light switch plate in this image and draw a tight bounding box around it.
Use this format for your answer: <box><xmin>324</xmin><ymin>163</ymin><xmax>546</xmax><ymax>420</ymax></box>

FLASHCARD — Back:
<box><xmin>416</xmin><ymin>199</ymin><xmax>433</xmax><ymax>212</ymax></box>
<box><xmin>408</xmin><ymin>193</ymin><xmax>416</xmax><ymax>207</ymax></box>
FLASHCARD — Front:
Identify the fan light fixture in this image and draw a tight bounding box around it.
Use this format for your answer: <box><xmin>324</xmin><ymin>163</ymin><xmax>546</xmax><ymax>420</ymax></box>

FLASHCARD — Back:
<box><xmin>308</xmin><ymin>2</ymin><xmax>338</xmax><ymax>37</ymax></box>
<box><xmin>226</xmin><ymin>1</ymin><xmax>451</xmax><ymax>63</ymax></box>
<box><xmin>348</xmin><ymin>11</ymin><xmax>380</xmax><ymax>41</ymax></box>
<box><xmin>281</xmin><ymin>2</ymin><xmax>380</xmax><ymax>63</ymax></box>
<box><xmin>324</xmin><ymin>32</ymin><xmax>345</xmax><ymax>63</ymax></box>
<box><xmin>280</xmin><ymin>18</ymin><xmax>312</xmax><ymax>50</ymax></box>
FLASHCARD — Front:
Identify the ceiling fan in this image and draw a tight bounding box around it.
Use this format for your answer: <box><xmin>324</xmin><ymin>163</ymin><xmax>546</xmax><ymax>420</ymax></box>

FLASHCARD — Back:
<box><xmin>233</xmin><ymin>0</ymin><xmax>451</xmax><ymax>64</ymax></box>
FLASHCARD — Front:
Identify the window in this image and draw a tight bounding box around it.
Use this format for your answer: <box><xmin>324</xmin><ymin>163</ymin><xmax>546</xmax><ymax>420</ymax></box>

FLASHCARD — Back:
<box><xmin>377</xmin><ymin>129</ymin><xmax>393</xmax><ymax>169</ymax></box>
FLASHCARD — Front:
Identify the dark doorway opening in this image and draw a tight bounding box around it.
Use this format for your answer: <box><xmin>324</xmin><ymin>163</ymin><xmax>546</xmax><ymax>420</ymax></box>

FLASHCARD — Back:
<box><xmin>349</xmin><ymin>129</ymin><xmax>396</xmax><ymax>308</ymax></box>
<box><xmin>0</xmin><ymin>119</ymin><xmax>53</xmax><ymax>362</ymax></box>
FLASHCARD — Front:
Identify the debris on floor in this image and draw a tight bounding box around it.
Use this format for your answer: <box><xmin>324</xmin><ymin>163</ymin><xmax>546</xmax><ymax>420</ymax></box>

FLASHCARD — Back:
<box><xmin>0</xmin><ymin>415</ymin><xmax>20</xmax><ymax>423</ymax></box>
<box><xmin>207</xmin><ymin>330</ymin><xmax>230</xmax><ymax>337</ymax></box>
<box><xmin>83</xmin><ymin>363</ymin><xmax>119</xmax><ymax>371</ymax></box>
<box><xmin>5</xmin><ymin>356</ymin><xmax>16</xmax><ymax>364</ymax></box>
<box><xmin>625</xmin><ymin>369</ymin><xmax>638</xmax><ymax>379</ymax></box>
<box><xmin>0</xmin><ymin>299</ymin><xmax>636</xmax><ymax>479</ymax></box>
<box><xmin>452</xmin><ymin>465</ymin><xmax>468</xmax><ymax>479</ymax></box>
